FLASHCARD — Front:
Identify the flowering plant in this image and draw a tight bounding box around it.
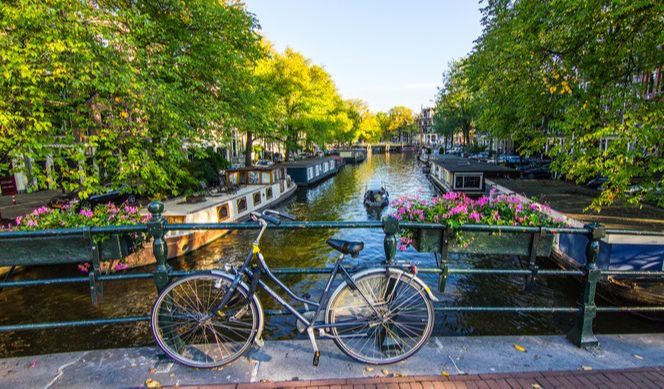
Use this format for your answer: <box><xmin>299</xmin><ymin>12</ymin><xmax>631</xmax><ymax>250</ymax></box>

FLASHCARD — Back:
<box><xmin>6</xmin><ymin>202</ymin><xmax>150</xmax><ymax>272</ymax></box>
<box><xmin>391</xmin><ymin>191</ymin><xmax>565</xmax><ymax>251</ymax></box>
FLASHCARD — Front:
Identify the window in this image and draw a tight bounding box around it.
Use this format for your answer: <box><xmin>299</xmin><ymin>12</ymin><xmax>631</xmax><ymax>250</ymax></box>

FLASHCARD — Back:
<box><xmin>330</xmin><ymin>159</ymin><xmax>335</xmax><ymax>169</ymax></box>
<box><xmin>262</xmin><ymin>172</ymin><xmax>271</xmax><ymax>184</ymax></box>
<box><xmin>253</xmin><ymin>192</ymin><xmax>262</xmax><ymax>206</ymax></box>
<box><xmin>266</xmin><ymin>187</ymin><xmax>273</xmax><ymax>199</ymax></box>
<box><xmin>454</xmin><ymin>174</ymin><xmax>482</xmax><ymax>190</ymax></box>
<box><xmin>217</xmin><ymin>204</ymin><xmax>229</xmax><ymax>221</ymax></box>
<box><xmin>307</xmin><ymin>167</ymin><xmax>313</xmax><ymax>180</ymax></box>
<box><xmin>237</xmin><ymin>197</ymin><xmax>247</xmax><ymax>212</ymax></box>
<box><xmin>315</xmin><ymin>165</ymin><xmax>321</xmax><ymax>176</ymax></box>
<box><xmin>248</xmin><ymin>171</ymin><xmax>259</xmax><ymax>184</ymax></box>
<box><xmin>323</xmin><ymin>162</ymin><xmax>329</xmax><ymax>172</ymax></box>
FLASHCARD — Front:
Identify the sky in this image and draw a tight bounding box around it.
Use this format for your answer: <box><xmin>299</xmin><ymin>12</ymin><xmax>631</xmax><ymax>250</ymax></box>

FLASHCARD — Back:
<box><xmin>243</xmin><ymin>0</ymin><xmax>484</xmax><ymax>113</ymax></box>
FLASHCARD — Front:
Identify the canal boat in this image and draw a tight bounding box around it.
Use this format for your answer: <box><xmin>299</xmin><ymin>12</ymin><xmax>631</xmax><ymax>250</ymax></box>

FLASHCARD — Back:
<box><xmin>283</xmin><ymin>157</ymin><xmax>343</xmax><ymax>186</ymax></box>
<box><xmin>118</xmin><ymin>165</ymin><xmax>297</xmax><ymax>267</ymax></box>
<box><xmin>363</xmin><ymin>185</ymin><xmax>389</xmax><ymax>209</ymax></box>
<box><xmin>338</xmin><ymin>148</ymin><xmax>367</xmax><ymax>164</ymax></box>
<box><xmin>428</xmin><ymin>156</ymin><xmax>514</xmax><ymax>196</ymax></box>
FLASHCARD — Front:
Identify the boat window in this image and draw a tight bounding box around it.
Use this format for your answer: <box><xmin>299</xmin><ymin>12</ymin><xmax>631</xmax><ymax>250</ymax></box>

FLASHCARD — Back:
<box><xmin>454</xmin><ymin>174</ymin><xmax>482</xmax><ymax>190</ymax></box>
<box><xmin>323</xmin><ymin>162</ymin><xmax>329</xmax><ymax>172</ymax></box>
<box><xmin>248</xmin><ymin>171</ymin><xmax>259</xmax><ymax>184</ymax></box>
<box><xmin>315</xmin><ymin>164</ymin><xmax>321</xmax><ymax>175</ymax></box>
<box><xmin>253</xmin><ymin>192</ymin><xmax>262</xmax><ymax>206</ymax></box>
<box><xmin>237</xmin><ymin>197</ymin><xmax>247</xmax><ymax>212</ymax></box>
<box><xmin>262</xmin><ymin>172</ymin><xmax>271</xmax><ymax>184</ymax></box>
<box><xmin>266</xmin><ymin>187</ymin><xmax>273</xmax><ymax>199</ymax></box>
<box><xmin>307</xmin><ymin>167</ymin><xmax>313</xmax><ymax>180</ymax></box>
<box><xmin>330</xmin><ymin>159</ymin><xmax>335</xmax><ymax>168</ymax></box>
<box><xmin>217</xmin><ymin>204</ymin><xmax>230</xmax><ymax>221</ymax></box>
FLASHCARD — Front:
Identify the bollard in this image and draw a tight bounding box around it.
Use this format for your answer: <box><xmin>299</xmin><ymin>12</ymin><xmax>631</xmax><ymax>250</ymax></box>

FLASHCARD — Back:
<box><xmin>568</xmin><ymin>222</ymin><xmax>604</xmax><ymax>348</ymax></box>
<box><xmin>147</xmin><ymin>201</ymin><xmax>170</xmax><ymax>292</ymax></box>
<box><xmin>382</xmin><ymin>215</ymin><xmax>399</xmax><ymax>265</ymax></box>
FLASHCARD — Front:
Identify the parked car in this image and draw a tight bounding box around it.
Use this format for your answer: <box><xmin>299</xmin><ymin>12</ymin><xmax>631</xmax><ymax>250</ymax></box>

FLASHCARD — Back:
<box><xmin>498</xmin><ymin>154</ymin><xmax>522</xmax><ymax>165</ymax></box>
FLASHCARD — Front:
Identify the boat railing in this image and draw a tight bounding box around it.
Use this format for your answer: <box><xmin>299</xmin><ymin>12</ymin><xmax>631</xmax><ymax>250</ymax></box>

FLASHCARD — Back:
<box><xmin>0</xmin><ymin>201</ymin><xmax>662</xmax><ymax>348</ymax></box>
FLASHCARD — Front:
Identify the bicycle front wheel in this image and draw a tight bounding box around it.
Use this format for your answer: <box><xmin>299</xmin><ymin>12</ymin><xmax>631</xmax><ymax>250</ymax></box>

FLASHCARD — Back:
<box><xmin>151</xmin><ymin>273</ymin><xmax>262</xmax><ymax>368</ymax></box>
<box><xmin>326</xmin><ymin>269</ymin><xmax>434</xmax><ymax>364</ymax></box>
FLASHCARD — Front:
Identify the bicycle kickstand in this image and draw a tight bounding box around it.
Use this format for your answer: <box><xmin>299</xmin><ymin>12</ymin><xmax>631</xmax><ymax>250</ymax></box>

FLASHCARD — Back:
<box><xmin>306</xmin><ymin>327</ymin><xmax>320</xmax><ymax>367</ymax></box>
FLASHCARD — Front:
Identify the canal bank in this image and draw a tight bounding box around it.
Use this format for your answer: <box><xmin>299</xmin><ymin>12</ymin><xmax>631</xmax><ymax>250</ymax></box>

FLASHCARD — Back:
<box><xmin>1</xmin><ymin>334</ymin><xmax>662</xmax><ymax>388</ymax></box>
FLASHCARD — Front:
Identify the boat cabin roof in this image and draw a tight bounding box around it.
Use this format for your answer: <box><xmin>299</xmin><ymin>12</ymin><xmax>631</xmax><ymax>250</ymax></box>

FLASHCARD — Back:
<box><xmin>281</xmin><ymin>157</ymin><xmax>335</xmax><ymax>168</ymax></box>
<box><xmin>431</xmin><ymin>156</ymin><xmax>514</xmax><ymax>174</ymax></box>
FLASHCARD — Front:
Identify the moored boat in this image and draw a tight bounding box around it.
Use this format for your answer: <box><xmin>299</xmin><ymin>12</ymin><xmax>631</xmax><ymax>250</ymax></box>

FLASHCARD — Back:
<box><xmin>339</xmin><ymin>148</ymin><xmax>367</xmax><ymax>164</ymax></box>
<box><xmin>283</xmin><ymin>157</ymin><xmax>343</xmax><ymax>186</ymax></box>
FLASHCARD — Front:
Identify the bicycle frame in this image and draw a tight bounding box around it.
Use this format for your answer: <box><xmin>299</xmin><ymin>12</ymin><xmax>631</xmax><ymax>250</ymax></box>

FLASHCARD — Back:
<box><xmin>208</xmin><ymin>219</ymin><xmax>382</xmax><ymax>331</ymax></box>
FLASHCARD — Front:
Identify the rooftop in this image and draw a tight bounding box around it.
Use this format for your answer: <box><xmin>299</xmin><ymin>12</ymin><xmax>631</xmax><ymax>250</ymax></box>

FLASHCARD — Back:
<box><xmin>431</xmin><ymin>156</ymin><xmax>515</xmax><ymax>173</ymax></box>
<box><xmin>281</xmin><ymin>157</ymin><xmax>335</xmax><ymax>168</ymax></box>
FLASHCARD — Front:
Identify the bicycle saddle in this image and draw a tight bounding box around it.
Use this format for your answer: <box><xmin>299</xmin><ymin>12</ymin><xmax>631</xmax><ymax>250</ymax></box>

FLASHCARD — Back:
<box><xmin>326</xmin><ymin>238</ymin><xmax>364</xmax><ymax>258</ymax></box>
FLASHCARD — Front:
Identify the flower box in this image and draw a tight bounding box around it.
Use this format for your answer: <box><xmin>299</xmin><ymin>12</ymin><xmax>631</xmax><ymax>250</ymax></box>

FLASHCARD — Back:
<box><xmin>0</xmin><ymin>233</ymin><xmax>138</xmax><ymax>266</ymax></box>
<box><xmin>413</xmin><ymin>228</ymin><xmax>554</xmax><ymax>257</ymax></box>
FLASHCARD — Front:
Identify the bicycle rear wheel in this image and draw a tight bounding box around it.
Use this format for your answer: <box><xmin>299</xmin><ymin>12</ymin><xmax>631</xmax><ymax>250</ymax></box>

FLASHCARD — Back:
<box><xmin>326</xmin><ymin>269</ymin><xmax>434</xmax><ymax>364</ymax></box>
<box><xmin>151</xmin><ymin>273</ymin><xmax>262</xmax><ymax>368</ymax></box>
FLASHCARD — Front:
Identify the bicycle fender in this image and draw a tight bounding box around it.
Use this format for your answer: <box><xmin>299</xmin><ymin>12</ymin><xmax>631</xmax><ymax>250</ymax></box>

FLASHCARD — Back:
<box><xmin>331</xmin><ymin>267</ymin><xmax>439</xmax><ymax>303</ymax></box>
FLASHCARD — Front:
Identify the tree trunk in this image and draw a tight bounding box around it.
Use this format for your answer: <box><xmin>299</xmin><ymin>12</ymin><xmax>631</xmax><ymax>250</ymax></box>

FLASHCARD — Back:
<box><xmin>245</xmin><ymin>131</ymin><xmax>253</xmax><ymax>167</ymax></box>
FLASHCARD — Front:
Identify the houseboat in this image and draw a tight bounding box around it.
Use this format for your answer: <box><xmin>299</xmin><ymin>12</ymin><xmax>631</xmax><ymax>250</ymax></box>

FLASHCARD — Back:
<box><xmin>283</xmin><ymin>157</ymin><xmax>343</xmax><ymax>186</ymax></box>
<box><xmin>428</xmin><ymin>156</ymin><xmax>514</xmax><ymax>195</ymax></box>
<box><xmin>338</xmin><ymin>148</ymin><xmax>367</xmax><ymax>164</ymax></box>
<box><xmin>144</xmin><ymin>165</ymin><xmax>296</xmax><ymax>261</ymax></box>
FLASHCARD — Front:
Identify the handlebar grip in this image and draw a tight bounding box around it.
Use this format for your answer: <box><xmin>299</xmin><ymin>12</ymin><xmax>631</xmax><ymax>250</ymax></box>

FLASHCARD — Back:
<box><xmin>262</xmin><ymin>214</ymin><xmax>281</xmax><ymax>225</ymax></box>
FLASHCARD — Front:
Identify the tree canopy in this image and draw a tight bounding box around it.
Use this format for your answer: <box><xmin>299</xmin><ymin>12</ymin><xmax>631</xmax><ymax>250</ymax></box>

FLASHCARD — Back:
<box><xmin>434</xmin><ymin>0</ymin><xmax>663</xmax><ymax>208</ymax></box>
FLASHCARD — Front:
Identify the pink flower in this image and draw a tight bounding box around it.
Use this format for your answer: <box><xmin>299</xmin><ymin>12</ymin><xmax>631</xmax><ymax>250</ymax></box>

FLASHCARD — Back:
<box><xmin>26</xmin><ymin>220</ymin><xmax>38</xmax><ymax>227</ymax></box>
<box><xmin>15</xmin><ymin>216</ymin><xmax>22</xmax><ymax>225</ymax></box>
<box><xmin>492</xmin><ymin>211</ymin><xmax>501</xmax><ymax>221</ymax></box>
<box><xmin>469</xmin><ymin>211</ymin><xmax>481</xmax><ymax>222</ymax></box>
<box><xmin>79</xmin><ymin>209</ymin><xmax>94</xmax><ymax>218</ymax></box>
<box><xmin>114</xmin><ymin>263</ymin><xmax>129</xmax><ymax>271</ymax></box>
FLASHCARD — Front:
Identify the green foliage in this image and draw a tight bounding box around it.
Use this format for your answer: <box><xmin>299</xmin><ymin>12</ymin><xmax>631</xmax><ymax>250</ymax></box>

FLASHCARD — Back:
<box><xmin>436</xmin><ymin>0</ymin><xmax>663</xmax><ymax>209</ymax></box>
<box><xmin>181</xmin><ymin>148</ymin><xmax>229</xmax><ymax>194</ymax></box>
<box><xmin>434</xmin><ymin>59</ymin><xmax>475</xmax><ymax>145</ymax></box>
<box><xmin>385</xmin><ymin>106</ymin><xmax>416</xmax><ymax>142</ymax></box>
<box><xmin>0</xmin><ymin>0</ymin><xmax>263</xmax><ymax>198</ymax></box>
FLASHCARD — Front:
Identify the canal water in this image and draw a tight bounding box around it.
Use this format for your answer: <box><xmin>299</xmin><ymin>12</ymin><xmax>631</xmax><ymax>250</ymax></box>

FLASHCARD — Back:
<box><xmin>0</xmin><ymin>153</ymin><xmax>660</xmax><ymax>358</ymax></box>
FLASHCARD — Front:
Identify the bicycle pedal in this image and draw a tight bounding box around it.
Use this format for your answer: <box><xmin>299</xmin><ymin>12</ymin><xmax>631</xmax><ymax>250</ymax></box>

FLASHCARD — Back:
<box><xmin>312</xmin><ymin>351</ymin><xmax>320</xmax><ymax>367</ymax></box>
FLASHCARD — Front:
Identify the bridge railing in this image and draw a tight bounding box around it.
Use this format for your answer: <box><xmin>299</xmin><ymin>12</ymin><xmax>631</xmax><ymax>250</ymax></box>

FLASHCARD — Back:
<box><xmin>0</xmin><ymin>201</ymin><xmax>662</xmax><ymax>349</ymax></box>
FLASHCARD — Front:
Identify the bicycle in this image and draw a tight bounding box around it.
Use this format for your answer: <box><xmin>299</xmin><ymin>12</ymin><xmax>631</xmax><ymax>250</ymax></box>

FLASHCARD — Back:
<box><xmin>150</xmin><ymin>210</ymin><xmax>438</xmax><ymax>368</ymax></box>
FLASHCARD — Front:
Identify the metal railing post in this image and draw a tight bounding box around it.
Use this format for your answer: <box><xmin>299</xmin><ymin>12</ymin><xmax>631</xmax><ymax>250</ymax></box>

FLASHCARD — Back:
<box><xmin>568</xmin><ymin>222</ymin><xmax>604</xmax><ymax>348</ymax></box>
<box><xmin>147</xmin><ymin>201</ymin><xmax>170</xmax><ymax>292</ymax></box>
<box><xmin>382</xmin><ymin>215</ymin><xmax>399</xmax><ymax>265</ymax></box>
<box><xmin>438</xmin><ymin>227</ymin><xmax>450</xmax><ymax>293</ymax></box>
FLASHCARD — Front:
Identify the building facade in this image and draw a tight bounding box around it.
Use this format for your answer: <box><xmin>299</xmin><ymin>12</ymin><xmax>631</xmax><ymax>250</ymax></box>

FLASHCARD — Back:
<box><xmin>417</xmin><ymin>107</ymin><xmax>438</xmax><ymax>145</ymax></box>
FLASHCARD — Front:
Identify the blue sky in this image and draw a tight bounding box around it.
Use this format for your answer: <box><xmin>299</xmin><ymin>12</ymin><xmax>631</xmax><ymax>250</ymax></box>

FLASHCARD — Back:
<box><xmin>243</xmin><ymin>0</ymin><xmax>483</xmax><ymax>113</ymax></box>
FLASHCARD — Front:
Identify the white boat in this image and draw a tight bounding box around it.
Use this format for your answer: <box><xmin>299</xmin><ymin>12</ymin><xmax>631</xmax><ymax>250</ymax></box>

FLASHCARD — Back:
<box><xmin>124</xmin><ymin>165</ymin><xmax>296</xmax><ymax>266</ymax></box>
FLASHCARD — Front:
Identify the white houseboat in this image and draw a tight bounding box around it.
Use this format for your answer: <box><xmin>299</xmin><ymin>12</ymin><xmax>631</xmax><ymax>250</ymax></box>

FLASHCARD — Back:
<box><xmin>120</xmin><ymin>165</ymin><xmax>296</xmax><ymax>267</ymax></box>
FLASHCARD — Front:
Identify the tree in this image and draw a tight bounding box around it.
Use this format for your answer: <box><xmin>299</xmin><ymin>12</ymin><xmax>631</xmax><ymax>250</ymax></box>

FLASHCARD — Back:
<box><xmin>0</xmin><ymin>0</ymin><xmax>264</xmax><ymax>198</ymax></box>
<box><xmin>385</xmin><ymin>106</ymin><xmax>416</xmax><ymax>142</ymax></box>
<box><xmin>261</xmin><ymin>48</ymin><xmax>347</xmax><ymax>159</ymax></box>
<box><xmin>434</xmin><ymin>59</ymin><xmax>475</xmax><ymax>146</ymax></box>
<box><xmin>458</xmin><ymin>0</ymin><xmax>663</xmax><ymax>209</ymax></box>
